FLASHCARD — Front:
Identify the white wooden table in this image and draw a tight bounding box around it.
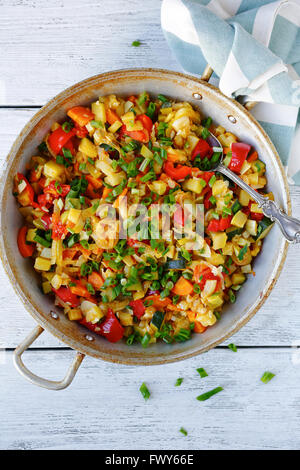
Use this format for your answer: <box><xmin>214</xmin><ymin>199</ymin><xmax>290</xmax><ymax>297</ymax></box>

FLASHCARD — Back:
<box><xmin>1</xmin><ymin>0</ymin><xmax>300</xmax><ymax>450</ymax></box>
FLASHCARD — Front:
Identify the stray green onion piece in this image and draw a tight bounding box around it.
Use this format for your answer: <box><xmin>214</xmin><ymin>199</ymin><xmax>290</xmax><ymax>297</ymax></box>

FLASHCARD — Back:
<box><xmin>196</xmin><ymin>387</ymin><xmax>223</xmax><ymax>401</ymax></box>
<box><xmin>132</xmin><ymin>40</ymin><xmax>141</xmax><ymax>47</ymax></box>
<box><xmin>140</xmin><ymin>382</ymin><xmax>150</xmax><ymax>400</ymax></box>
<box><xmin>196</xmin><ymin>368</ymin><xmax>208</xmax><ymax>378</ymax></box>
<box><xmin>228</xmin><ymin>343</ymin><xmax>237</xmax><ymax>352</ymax></box>
<box><xmin>179</xmin><ymin>427</ymin><xmax>188</xmax><ymax>436</ymax></box>
<box><xmin>261</xmin><ymin>371</ymin><xmax>275</xmax><ymax>384</ymax></box>
<box><xmin>175</xmin><ymin>378</ymin><xmax>183</xmax><ymax>387</ymax></box>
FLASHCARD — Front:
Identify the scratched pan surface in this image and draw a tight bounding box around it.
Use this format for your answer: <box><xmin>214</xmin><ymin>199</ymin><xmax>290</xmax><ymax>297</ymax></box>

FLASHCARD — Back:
<box><xmin>0</xmin><ymin>69</ymin><xmax>290</xmax><ymax>365</ymax></box>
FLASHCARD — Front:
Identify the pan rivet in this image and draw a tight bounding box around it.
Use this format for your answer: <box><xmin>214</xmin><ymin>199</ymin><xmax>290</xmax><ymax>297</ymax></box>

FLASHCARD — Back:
<box><xmin>50</xmin><ymin>311</ymin><xmax>59</xmax><ymax>319</ymax></box>
<box><xmin>85</xmin><ymin>335</ymin><xmax>94</xmax><ymax>341</ymax></box>
<box><xmin>193</xmin><ymin>92</ymin><xmax>202</xmax><ymax>100</ymax></box>
<box><xmin>228</xmin><ymin>115</ymin><xmax>237</xmax><ymax>123</ymax></box>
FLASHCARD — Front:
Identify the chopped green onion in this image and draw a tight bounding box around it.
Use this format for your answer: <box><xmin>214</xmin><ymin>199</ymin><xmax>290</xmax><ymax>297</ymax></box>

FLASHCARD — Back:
<box><xmin>238</xmin><ymin>245</ymin><xmax>248</xmax><ymax>261</ymax></box>
<box><xmin>157</xmin><ymin>94</ymin><xmax>168</xmax><ymax>103</ymax></box>
<box><xmin>196</xmin><ymin>368</ymin><xmax>208</xmax><ymax>378</ymax></box>
<box><xmin>62</xmin><ymin>121</ymin><xmax>73</xmax><ymax>133</ymax></box>
<box><xmin>175</xmin><ymin>378</ymin><xmax>183</xmax><ymax>387</ymax></box>
<box><xmin>179</xmin><ymin>427</ymin><xmax>188</xmax><ymax>436</ymax></box>
<box><xmin>228</xmin><ymin>343</ymin><xmax>237</xmax><ymax>352</ymax></box>
<box><xmin>208</xmin><ymin>175</ymin><xmax>216</xmax><ymax>187</ymax></box>
<box><xmin>261</xmin><ymin>372</ymin><xmax>275</xmax><ymax>384</ymax></box>
<box><xmin>209</xmin><ymin>195</ymin><xmax>217</xmax><ymax>205</ymax></box>
<box><xmin>140</xmin><ymin>382</ymin><xmax>150</xmax><ymax>400</ymax></box>
<box><xmin>86</xmin><ymin>283</ymin><xmax>95</xmax><ymax>294</ymax></box>
<box><xmin>228</xmin><ymin>289</ymin><xmax>236</xmax><ymax>304</ymax></box>
<box><xmin>132</xmin><ymin>40</ymin><xmax>141</xmax><ymax>47</ymax></box>
<box><xmin>90</xmin><ymin>120</ymin><xmax>103</xmax><ymax>128</ymax></box>
<box><xmin>141</xmin><ymin>332</ymin><xmax>151</xmax><ymax>348</ymax></box>
<box><xmin>196</xmin><ymin>387</ymin><xmax>223</xmax><ymax>401</ymax></box>
<box><xmin>201</xmin><ymin>128</ymin><xmax>210</xmax><ymax>140</ymax></box>
<box><xmin>193</xmin><ymin>284</ymin><xmax>201</xmax><ymax>294</ymax></box>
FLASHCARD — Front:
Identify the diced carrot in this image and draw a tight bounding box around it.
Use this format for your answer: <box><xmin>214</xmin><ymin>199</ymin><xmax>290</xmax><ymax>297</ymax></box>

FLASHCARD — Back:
<box><xmin>106</xmin><ymin>108</ymin><xmax>121</xmax><ymax>125</ymax></box>
<box><xmin>67</xmin><ymin>106</ymin><xmax>95</xmax><ymax>127</ymax></box>
<box><xmin>172</xmin><ymin>276</ymin><xmax>194</xmax><ymax>296</ymax></box>
<box><xmin>247</xmin><ymin>151</ymin><xmax>258</xmax><ymax>162</ymax></box>
<box><xmin>85</xmin><ymin>174</ymin><xmax>103</xmax><ymax>189</ymax></box>
<box><xmin>88</xmin><ymin>271</ymin><xmax>104</xmax><ymax>290</ymax></box>
<box><xmin>194</xmin><ymin>322</ymin><xmax>207</xmax><ymax>334</ymax></box>
<box><xmin>102</xmin><ymin>187</ymin><xmax>113</xmax><ymax>199</ymax></box>
<box><xmin>223</xmin><ymin>147</ymin><xmax>231</xmax><ymax>154</ymax></box>
<box><xmin>144</xmin><ymin>295</ymin><xmax>172</xmax><ymax>309</ymax></box>
<box><xmin>17</xmin><ymin>226</ymin><xmax>34</xmax><ymax>258</ymax></box>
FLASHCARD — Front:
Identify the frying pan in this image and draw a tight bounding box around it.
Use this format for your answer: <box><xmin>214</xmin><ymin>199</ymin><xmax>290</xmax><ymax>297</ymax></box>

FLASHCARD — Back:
<box><xmin>0</xmin><ymin>68</ymin><xmax>290</xmax><ymax>389</ymax></box>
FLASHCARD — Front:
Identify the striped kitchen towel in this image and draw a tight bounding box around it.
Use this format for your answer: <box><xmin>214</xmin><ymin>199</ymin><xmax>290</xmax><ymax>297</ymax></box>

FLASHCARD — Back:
<box><xmin>161</xmin><ymin>0</ymin><xmax>300</xmax><ymax>184</ymax></box>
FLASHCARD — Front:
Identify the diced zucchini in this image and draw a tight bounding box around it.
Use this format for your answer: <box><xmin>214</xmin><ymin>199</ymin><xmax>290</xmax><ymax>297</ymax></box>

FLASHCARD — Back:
<box><xmin>91</xmin><ymin>101</ymin><xmax>106</xmax><ymax>123</ymax></box>
<box><xmin>239</xmin><ymin>189</ymin><xmax>250</xmax><ymax>206</ymax></box>
<box><xmin>43</xmin><ymin>161</ymin><xmax>65</xmax><ymax>179</ymax></box>
<box><xmin>68</xmin><ymin>309</ymin><xmax>83</xmax><ymax>321</ymax></box>
<box><xmin>78</xmin><ymin>137</ymin><xmax>98</xmax><ymax>158</ymax></box>
<box><xmin>42</xmin><ymin>281</ymin><xmax>52</xmax><ymax>294</ymax></box>
<box><xmin>231</xmin><ymin>210</ymin><xmax>247</xmax><ymax>228</ymax></box>
<box><xmin>151</xmin><ymin>311</ymin><xmax>165</xmax><ymax>331</ymax></box>
<box><xmin>207</xmin><ymin>293</ymin><xmax>223</xmax><ymax>308</ymax></box>
<box><xmin>183</xmin><ymin>178</ymin><xmax>206</xmax><ymax>194</ymax></box>
<box><xmin>119</xmin><ymin>311</ymin><xmax>134</xmax><ymax>326</ymax></box>
<box><xmin>212</xmin><ymin>180</ymin><xmax>228</xmax><ymax>197</ymax></box>
<box><xmin>226</xmin><ymin>227</ymin><xmax>243</xmax><ymax>240</ymax></box>
<box><xmin>254</xmin><ymin>217</ymin><xmax>274</xmax><ymax>241</ymax></box>
<box><xmin>26</xmin><ymin>228</ymin><xmax>38</xmax><ymax>243</ymax></box>
<box><xmin>211</xmin><ymin>232</ymin><xmax>227</xmax><ymax>250</ymax></box>
<box><xmin>164</xmin><ymin>258</ymin><xmax>186</xmax><ymax>270</ymax></box>
<box><xmin>245</xmin><ymin>219</ymin><xmax>257</xmax><ymax>236</ymax></box>
<box><xmin>232</xmin><ymin>273</ymin><xmax>246</xmax><ymax>285</ymax></box>
<box><xmin>34</xmin><ymin>257</ymin><xmax>52</xmax><ymax>271</ymax></box>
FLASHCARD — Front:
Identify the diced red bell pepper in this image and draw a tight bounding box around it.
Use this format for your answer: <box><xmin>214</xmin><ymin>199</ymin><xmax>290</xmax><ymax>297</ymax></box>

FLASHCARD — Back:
<box><xmin>41</xmin><ymin>214</ymin><xmax>52</xmax><ymax>230</ymax></box>
<box><xmin>74</xmin><ymin>122</ymin><xmax>88</xmax><ymax>138</ymax></box>
<box><xmin>164</xmin><ymin>161</ymin><xmax>192</xmax><ymax>180</ymax></box>
<box><xmin>173</xmin><ymin>206</ymin><xmax>186</xmax><ymax>226</ymax></box>
<box><xmin>52</xmin><ymin>287</ymin><xmax>80</xmax><ymax>308</ymax></box>
<box><xmin>191</xmin><ymin>139</ymin><xmax>213</xmax><ymax>161</ymax></box>
<box><xmin>98</xmin><ymin>309</ymin><xmax>124</xmax><ymax>343</ymax></box>
<box><xmin>17</xmin><ymin>226</ymin><xmax>34</xmax><ymax>258</ymax></box>
<box><xmin>136</xmin><ymin>114</ymin><xmax>153</xmax><ymax>133</ymax></box>
<box><xmin>207</xmin><ymin>219</ymin><xmax>220</xmax><ymax>232</ymax></box>
<box><xmin>37</xmin><ymin>193</ymin><xmax>53</xmax><ymax>211</ymax></box>
<box><xmin>80</xmin><ymin>311</ymin><xmax>124</xmax><ymax>343</ymax></box>
<box><xmin>48</xmin><ymin>127</ymin><xmax>76</xmax><ymax>155</ymax></box>
<box><xmin>52</xmin><ymin>213</ymin><xmax>67</xmax><ymax>240</ymax></box>
<box><xmin>218</xmin><ymin>216</ymin><xmax>232</xmax><ymax>231</ymax></box>
<box><xmin>44</xmin><ymin>181</ymin><xmax>70</xmax><ymax>198</ymax></box>
<box><xmin>207</xmin><ymin>216</ymin><xmax>232</xmax><ymax>232</ymax></box>
<box><xmin>251</xmin><ymin>212</ymin><xmax>264</xmax><ymax>221</ymax></box>
<box><xmin>229</xmin><ymin>142</ymin><xmax>251</xmax><ymax>173</ymax></box>
<box><xmin>204</xmin><ymin>189</ymin><xmax>213</xmax><ymax>210</ymax></box>
<box><xmin>194</xmin><ymin>266</ymin><xmax>220</xmax><ymax>291</ymax></box>
<box><xmin>129</xmin><ymin>299</ymin><xmax>146</xmax><ymax>319</ymax></box>
<box><xmin>67</xmin><ymin>106</ymin><xmax>95</xmax><ymax>127</ymax></box>
<box><xmin>15</xmin><ymin>173</ymin><xmax>37</xmax><ymax>207</ymax></box>
<box><xmin>119</xmin><ymin>124</ymin><xmax>149</xmax><ymax>143</ymax></box>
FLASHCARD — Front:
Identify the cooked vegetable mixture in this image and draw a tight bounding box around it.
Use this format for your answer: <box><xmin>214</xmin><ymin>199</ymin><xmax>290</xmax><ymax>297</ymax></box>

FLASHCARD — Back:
<box><xmin>14</xmin><ymin>92</ymin><xmax>274</xmax><ymax>345</ymax></box>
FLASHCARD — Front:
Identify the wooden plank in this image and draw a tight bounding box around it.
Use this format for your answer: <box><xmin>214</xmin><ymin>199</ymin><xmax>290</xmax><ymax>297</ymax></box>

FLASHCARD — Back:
<box><xmin>0</xmin><ymin>108</ymin><xmax>300</xmax><ymax>347</ymax></box>
<box><xmin>0</xmin><ymin>348</ymin><xmax>299</xmax><ymax>449</ymax></box>
<box><xmin>0</xmin><ymin>0</ymin><xmax>179</xmax><ymax>105</ymax></box>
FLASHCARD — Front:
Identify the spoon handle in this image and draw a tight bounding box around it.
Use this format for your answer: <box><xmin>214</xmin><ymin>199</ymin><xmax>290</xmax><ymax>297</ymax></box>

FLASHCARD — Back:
<box><xmin>218</xmin><ymin>164</ymin><xmax>300</xmax><ymax>244</ymax></box>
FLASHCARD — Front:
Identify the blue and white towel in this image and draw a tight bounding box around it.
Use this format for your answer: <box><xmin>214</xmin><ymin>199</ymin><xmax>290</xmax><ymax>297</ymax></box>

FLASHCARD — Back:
<box><xmin>161</xmin><ymin>0</ymin><xmax>300</xmax><ymax>184</ymax></box>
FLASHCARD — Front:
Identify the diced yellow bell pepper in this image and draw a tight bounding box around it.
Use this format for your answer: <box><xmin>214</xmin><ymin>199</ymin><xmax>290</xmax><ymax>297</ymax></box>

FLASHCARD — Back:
<box><xmin>43</xmin><ymin>161</ymin><xmax>65</xmax><ymax>179</ymax></box>
<box><xmin>232</xmin><ymin>272</ymin><xmax>246</xmax><ymax>285</ymax></box>
<box><xmin>78</xmin><ymin>138</ymin><xmax>98</xmax><ymax>158</ymax></box>
<box><xmin>34</xmin><ymin>257</ymin><xmax>52</xmax><ymax>271</ymax></box>
<box><xmin>212</xmin><ymin>232</ymin><xmax>227</xmax><ymax>250</ymax></box>
<box><xmin>231</xmin><ymin>210</ymin><xmax>247</xmax><ymax>228</ymax></box>
<box><xmin>68</xmin><ymin>309</ymin><xmax>83</xmax><ymax>321</ymax></box>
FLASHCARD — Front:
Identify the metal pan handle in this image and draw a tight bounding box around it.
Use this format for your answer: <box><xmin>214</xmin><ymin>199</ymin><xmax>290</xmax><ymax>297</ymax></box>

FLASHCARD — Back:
<box><xmin>13</xmin><ymin>325</ymin><xmax>85</xmax><ymax>390</ymax></box>
<box><xmin>201</xmin><ymin>63</ymin><xmax>257</xmax><ymax>110</ymax></box>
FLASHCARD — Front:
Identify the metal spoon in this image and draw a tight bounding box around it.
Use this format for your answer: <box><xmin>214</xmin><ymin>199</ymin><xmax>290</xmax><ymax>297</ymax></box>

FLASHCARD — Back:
<box><xmin>205</xmin><ymin>132</ymin><xmax>300</xmax><ymax>243</ymax></box>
